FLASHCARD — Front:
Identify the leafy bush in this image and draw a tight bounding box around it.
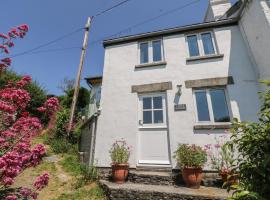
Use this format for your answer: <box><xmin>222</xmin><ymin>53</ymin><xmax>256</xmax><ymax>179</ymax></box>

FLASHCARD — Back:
<box><xmin>60</xmin><ymin>87</ymin><xmax>90</xmax><ymax>113</ymax></box>
<box><xmin>174</xmin><ymin>144</ymin><xmax>207</xmax><ymax>169</ymax></box>
<box><xmin>228</xmin><ymin>83</ymin><xmax>270</xmax><ymax>200</ymax></box>
<box><xmin>109</xmin><ymin>140</ymin><xmax>130</xmax><ymax>164</ymax></box>
<box><xmin>49</xmin><ymin>138</ymin><xmax>77</xmax><ymax>154</ymax></box>
<box><xmin>0</xmin><ymin>70</ymin><xmax>47</xmax><ymax>121</ymax></box>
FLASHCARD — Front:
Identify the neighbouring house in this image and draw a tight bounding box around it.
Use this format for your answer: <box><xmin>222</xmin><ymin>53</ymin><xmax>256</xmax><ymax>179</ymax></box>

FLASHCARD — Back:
<box><xmin>80</xmin><ymin>0</ymin><xmax>270</xmax><ymax>172</ymax></box>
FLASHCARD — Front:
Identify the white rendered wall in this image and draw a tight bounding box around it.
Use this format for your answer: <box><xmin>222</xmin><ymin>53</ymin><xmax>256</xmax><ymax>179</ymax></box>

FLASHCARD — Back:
<box><xmin>239</xmin><ymin>0</ymin><xmax>270</xmax><ymax>81</ymax></box>
<box><xmin>94</xmin><ymin>25</ymin><xmax>261</xmax><ymax>169</ymax></box>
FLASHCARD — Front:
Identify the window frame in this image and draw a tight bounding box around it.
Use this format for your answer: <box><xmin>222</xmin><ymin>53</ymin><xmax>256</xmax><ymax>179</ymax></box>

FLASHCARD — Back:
<box><xmin>138</xmin><ymin>92</ymin><xmax>167</xmax><ymax>128</ymax></box>
<box><xmin>138</xmin><ymin>39</ymin><xmax>164</xmax><ymax>65</ymax></box>
<box><xmin>185</xmin><ymin>31</ymin><xmax>218</xmax><ymax>58</ymax></box>
<box><xmin>193</xmin><ymin>88</ymin><xmax>231</xmax><ymax>124</ymax></box>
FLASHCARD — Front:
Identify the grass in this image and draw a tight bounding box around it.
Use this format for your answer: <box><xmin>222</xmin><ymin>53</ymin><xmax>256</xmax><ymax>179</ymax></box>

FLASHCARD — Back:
<box><xmin>13</xmin><ymin>130</ymin><xmax>105</xmax><ymax>200</ymax></box>
<box><xmin>60</xmin><ymin>154</ymin><xmax>82</xmax><ymax>176</ymax></box>
<box><xmin>54</xmin><ymin>184</ymin><xmax>104</xmax><ymax>200</ymax></box>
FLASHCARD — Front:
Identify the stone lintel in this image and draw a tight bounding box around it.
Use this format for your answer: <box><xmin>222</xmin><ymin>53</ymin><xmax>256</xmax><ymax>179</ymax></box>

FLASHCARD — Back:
<box><xmin>132</xmin><ymin>82</ymin><xmax>172</xmax><ymax>93</ymax></box>
<box><xmin>185</xmin><ymin>76</ymin><xmax>234</xmax><ymax>88</ymax></box>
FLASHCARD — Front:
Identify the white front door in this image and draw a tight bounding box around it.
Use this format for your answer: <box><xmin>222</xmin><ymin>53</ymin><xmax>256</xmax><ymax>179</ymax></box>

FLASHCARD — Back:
<box><xmin>137</xmin><ymin>93</ymin><xmax>170</xmax><ymax>166</ymax></box>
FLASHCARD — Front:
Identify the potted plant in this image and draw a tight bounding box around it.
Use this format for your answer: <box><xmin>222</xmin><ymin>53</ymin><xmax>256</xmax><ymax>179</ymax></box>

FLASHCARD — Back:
<box><xmin>174</xmin><ymin>144</ymin><xmax>207</xmax><ymax>189</ymax></box>
<box><xmin>109</xmin><ymin>140</ymin><xmax>130</xmax><ymax>184</ymax></box>
<box><xmin>205</xmin><ymin>137</ymin><xmax>238</xmax><ymax>185</ymax></box>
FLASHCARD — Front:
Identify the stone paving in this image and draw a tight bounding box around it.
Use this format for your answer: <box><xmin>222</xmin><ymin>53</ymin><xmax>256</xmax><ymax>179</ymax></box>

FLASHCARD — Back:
<box><xmin>99</xmin><ymin>180</ymin><xmax>229</xmax><ymax>200</ymax></box>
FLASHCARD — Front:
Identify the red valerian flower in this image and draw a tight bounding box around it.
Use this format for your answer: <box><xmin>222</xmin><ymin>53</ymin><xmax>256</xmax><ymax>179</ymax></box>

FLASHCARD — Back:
<box><xmin>0</xmin><ymin>33</ymin><xmax>9</xmax><ymax>40</ymax></box>
<box><xmin>34</xmin><ymin>172</ymin><xmax>49</xmax><ymax>190</ymax></box>
<box><xmin>0</xmin><ymin>44</ymin><xmax>9</xmax><ymax>54</ymax></box>
<box><xmin>1</xmin><ymin>58</ymin><xmax>12</xmax><ymax>66</ymax></box>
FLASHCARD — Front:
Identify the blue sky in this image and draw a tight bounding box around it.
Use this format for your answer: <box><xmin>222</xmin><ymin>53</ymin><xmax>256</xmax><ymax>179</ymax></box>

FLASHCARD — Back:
<box><xmin>0</xmin><ymin>0</ymin><xmax>237</xmax><ymax>95</ymax></box>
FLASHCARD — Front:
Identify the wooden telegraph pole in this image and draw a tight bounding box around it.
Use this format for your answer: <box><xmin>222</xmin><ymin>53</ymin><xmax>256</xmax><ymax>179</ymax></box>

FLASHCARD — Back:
<box><xmin>67</xmin><ymin>17</ymin><xmax>92</xmax><ymax>135</ymax></box>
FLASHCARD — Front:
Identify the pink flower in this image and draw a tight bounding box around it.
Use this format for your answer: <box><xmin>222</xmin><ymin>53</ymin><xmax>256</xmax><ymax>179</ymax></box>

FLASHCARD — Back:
<box><xmin>0</xmin><ymin>33</ymin><xmax>9</xmax><ymax>39</ymax></box>
<box><xmin>5</xmin><ymin>195</ymin><xmax>18</xmax><ymax>200</ymax></box>
<box><xmin>34</xmin><ymin>172</ymin><xmax>49</xmax><ymax>190</ymax></box>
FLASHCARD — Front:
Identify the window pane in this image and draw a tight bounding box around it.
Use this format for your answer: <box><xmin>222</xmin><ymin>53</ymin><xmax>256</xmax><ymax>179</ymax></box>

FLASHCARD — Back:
<box><xmin>210</xmin><ymin>89</ymin><xmax>230</xmax><ymax>122</ymax></box>
<box><xmin>187</xmin><ymin>35</ymin><xmax>200</xmax><ymax>57</ymax></box>
<box><xmin>201</xmin><ymin>33</ymin><xmax>215</xmax><ymax>55</ymax></box>
<box><xmin>152</xmin><ymin>40</ymin><xmax>162</xmax><ymax>62</ymax></box>
<box><xmin>140</xmin><ymin>43</ymin><xmax>148</xmax><ymax>64</ymax></box>
<box><xmin>154</xmin><ymin>110</ymin><xmax>163</xmax><ymax>124</ymax></box>
<box><xmin>143</xmin><ymin>97</ymin><xmax>152</xmax><ymax>109</ymax></box>
<box><xmin>153</xmin><ymin>96</ymin><xmax>162</xmax><ymax>109</ymax></box>
<box><xmin>143</xmin><ymin>111</ymin><xmax>152</xmax><ymax>124</ymax></box>
<box><xmin>195</xmin><ymin>91</ymin><xmax>210</xmax><ymax>121</ymax></box>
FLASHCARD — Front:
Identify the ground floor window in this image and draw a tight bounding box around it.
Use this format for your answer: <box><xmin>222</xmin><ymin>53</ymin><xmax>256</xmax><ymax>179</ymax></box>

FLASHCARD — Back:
<box><xmin>193</xmin><ymin>88</ymin><xmax>231</xmax><ymax>123</ymax></box>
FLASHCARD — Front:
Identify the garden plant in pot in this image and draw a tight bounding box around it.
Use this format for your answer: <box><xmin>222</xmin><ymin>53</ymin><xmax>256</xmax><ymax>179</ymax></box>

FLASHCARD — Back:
<box><xmin>110</xmin><ymin>140</ymin><xmax>130</xmax><ymax>184</ymax></box>
<box><xmin>205</xmin><ymin>136</ymin><xmax>238</xmax><ymax>186</ymax></box>
<box><xmin>174</xmin><ymin>144</ymin><xmax>207</xmax><ymax>189</ymax></box>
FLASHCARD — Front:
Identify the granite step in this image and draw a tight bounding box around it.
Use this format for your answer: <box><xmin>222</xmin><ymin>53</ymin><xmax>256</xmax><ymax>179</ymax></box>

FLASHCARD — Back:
<box><xmin>128</xmin><ymin>170</ymin><xmax>174</xmax><ymax>185</ymax></box>
<box><xmin>99</xmin><ymin>180</ymin><xmax>230</xmax><ymax>200</ymax></box>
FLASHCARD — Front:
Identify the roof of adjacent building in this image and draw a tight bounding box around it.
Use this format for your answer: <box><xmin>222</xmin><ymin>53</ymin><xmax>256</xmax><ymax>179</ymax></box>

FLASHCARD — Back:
<box><xmin>85</xmin><ymin>76</ymin><xmax>103</xmax><ymax>85</ymax></box>
<box><xmin>103</xmin><ymin>0</ymin><xmax>245</xmax><ymax>47</ymax></box>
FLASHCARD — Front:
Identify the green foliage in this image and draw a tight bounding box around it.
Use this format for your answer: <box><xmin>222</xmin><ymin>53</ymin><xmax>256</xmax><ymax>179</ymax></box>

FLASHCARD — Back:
<box><xmin>75</xmin><ymin>164</ymin><xmax>100</xmax><ymax>188</ymax></box>
<box><xmin>0</xmin><ymin>70</ymin><xmax>47</xmax><ymax>120</ymax></box>
<box><xmin>228</xmin><ymin>84</ymin><xmax>270</xmax><ymax>199</ymax></box>
<box><xmin>60</xmin><ymin>154</ymin><xmax>82</xmax><ymax>176</ymax></box>
<box><xmin>53</xmin><ymin>108</ymin><xmax>70</xmax><ymax>138</ymax></box>
<box><xmin>60</xmin><ymin>154</ymin><xmax>99</xmax><ymax>189</ymax></box>
<box><xmin>54</xmin><ymin>187</ymin><xmax>104</xmax><ymax>200</ymax></box>
<box><xmin>109</xmin><ymin>140</ymin><xmax>130</xmax><ymax>164</ymax></box>
<box><xmin>60</xmin><ymin>87</ymin><xmax>90</xmax><ymax>113</ymax></box>
<box><xmin>174</xmin><ymin>144</ymin><xmax>207</xmax><ymax>169</ymax></box>
<box><xmin>49</xmin><ymin>138</ymin><xmax>77</xmax><ymax>154</ymax></box>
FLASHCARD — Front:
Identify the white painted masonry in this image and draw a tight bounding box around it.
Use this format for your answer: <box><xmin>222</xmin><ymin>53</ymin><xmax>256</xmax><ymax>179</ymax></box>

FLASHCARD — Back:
<box><xmin>205</xmin><ymin>0</ymin><xmax>232</xmax><ymax>21</ymax></box>
<box><xmin>239</xmin><ymin>0</ymin><xmax>270</xmax><ymax>80</ymax></box>
<box><xmin>93</xmin><ymin>24</ymin><xmax>261</xmax><ymax>169</ymax></box>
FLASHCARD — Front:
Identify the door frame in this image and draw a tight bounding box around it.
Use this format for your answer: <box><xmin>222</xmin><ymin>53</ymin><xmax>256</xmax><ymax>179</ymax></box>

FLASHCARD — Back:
<box><xmin>136</xmin><ymin>92</ymin><xmax>171</xmax><ymax>166</ymax></box>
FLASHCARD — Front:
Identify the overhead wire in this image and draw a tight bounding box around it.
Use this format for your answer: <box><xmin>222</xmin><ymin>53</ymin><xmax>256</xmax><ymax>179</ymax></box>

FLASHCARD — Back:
<box><xmin>9</xmin><ymin>0</ymin><xmax>201</xmax><ymax>57</ymax></box>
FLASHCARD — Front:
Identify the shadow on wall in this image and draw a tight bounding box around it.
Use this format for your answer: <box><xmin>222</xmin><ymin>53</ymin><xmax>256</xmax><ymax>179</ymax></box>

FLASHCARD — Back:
<box><xmin>227</xmin><ymin>26</ymin><xmax>261</xmax><ymax>122</ymax></box>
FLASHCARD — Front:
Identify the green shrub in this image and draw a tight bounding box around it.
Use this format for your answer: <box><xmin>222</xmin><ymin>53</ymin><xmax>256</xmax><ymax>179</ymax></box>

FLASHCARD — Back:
<box><xmin>174</xmin><ymin>144</ymin><xmax>207</xmax><ymax>169</ymax></box>
<box><xmin>54</xmin><ymin>108</ymin><xmax>70</xmax><ymax>138</ymax></box>
<box><xmin>109</xmin><ymin>140</ymin><xmax>130</xmax><ymax>164</ymax></box>
<box><xmin>49</xmin><ymin>138</ymin><xmax>77</xmax><ymax>154</ymax></box>
<box><xmin>228</xmin><ymin>82</ymin><xmax>270</xmax><ymax>200</ymax></box>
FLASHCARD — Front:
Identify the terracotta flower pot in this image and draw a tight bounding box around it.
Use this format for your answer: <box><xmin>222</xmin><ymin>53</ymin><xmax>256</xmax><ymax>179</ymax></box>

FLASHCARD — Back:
<box><xmin>182</xmin><ymin>167</ymin><xmax>203</xmax><ymax>189</ymax></box>
<box><xmin>111</xmin><ymin>163</ymin><xmax>129</xmax><ymax>184</ymax></box>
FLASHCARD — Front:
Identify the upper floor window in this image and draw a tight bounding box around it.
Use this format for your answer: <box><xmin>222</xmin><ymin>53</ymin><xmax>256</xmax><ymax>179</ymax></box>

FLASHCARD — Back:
<box><xmin>193</xmin><ymin>88</ymin><xmax>230</xmax><ymax>123</ymax></box>
<box><xmin>139</xmin><ymin>39</ymin><xmax>163</xmax><ymax>64</ymax></box>
<box><xmin>186</xmin><ymin>32</ymin><xmax>217</xmax><ymax>58</ymax></box>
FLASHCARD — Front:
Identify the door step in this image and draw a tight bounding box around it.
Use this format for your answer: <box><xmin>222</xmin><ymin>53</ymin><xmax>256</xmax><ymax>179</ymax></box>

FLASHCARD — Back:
<box><xmin>99</xmin><ymin>180</ymin><xmax>229</xmax><ymax>200</ymax></box>
<box><xmin>129</xmin><ymin>170</ymin><xmax>173</xmax><ymax>186</ymax></box>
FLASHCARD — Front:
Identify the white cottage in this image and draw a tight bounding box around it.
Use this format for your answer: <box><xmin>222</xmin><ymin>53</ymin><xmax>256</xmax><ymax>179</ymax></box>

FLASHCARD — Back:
<box><xmin>80</xmin><ymin>0</ymin><xmax>270</xmax><ymax>172</ymax></box>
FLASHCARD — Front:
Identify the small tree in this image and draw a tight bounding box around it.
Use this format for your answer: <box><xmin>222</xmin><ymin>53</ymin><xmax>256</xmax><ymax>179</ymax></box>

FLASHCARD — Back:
<box><xmin>228</xmin><ymin>82</ymin><xmax>270</xmax><ymax>200</ymax></box>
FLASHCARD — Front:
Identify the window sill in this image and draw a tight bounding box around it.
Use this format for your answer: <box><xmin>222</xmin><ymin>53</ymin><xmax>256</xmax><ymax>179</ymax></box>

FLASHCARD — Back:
<box><xmin>139</xmin><ymin>126</ymin><xmax>167</xmax><ymax>130</ymax></box>
<box><xmin>186</xmin><ymin>54</ymin><xmax>224</xmax><ymax>62</ymax></box>
<box><xmin>193</xmin><ymin>122</ymin><xmax>232</xmax><ymax>130</ymax></box>
<box><xmin>135</xmin><ymin>61</ymin><xmax>167</xmax><ymax>69</ymax></box>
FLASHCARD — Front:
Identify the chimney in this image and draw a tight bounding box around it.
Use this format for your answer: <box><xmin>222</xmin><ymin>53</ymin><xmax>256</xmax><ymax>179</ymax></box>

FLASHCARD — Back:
<box><xmin>204</xmin><ymin>0</ymin><xmax>232</xmax><ymax>22</ymax></box>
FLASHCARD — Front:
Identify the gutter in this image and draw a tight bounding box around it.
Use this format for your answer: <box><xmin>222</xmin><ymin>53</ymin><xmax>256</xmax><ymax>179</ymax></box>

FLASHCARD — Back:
<box><xmin>103</xmin><ymin>0</ymin><xmax>248</xmax><ymax>48</ymax></box>
<box><xmin>103</xmin><ymin>18</ymin><xmax>239</xmax><ymax>47</ymax></box>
